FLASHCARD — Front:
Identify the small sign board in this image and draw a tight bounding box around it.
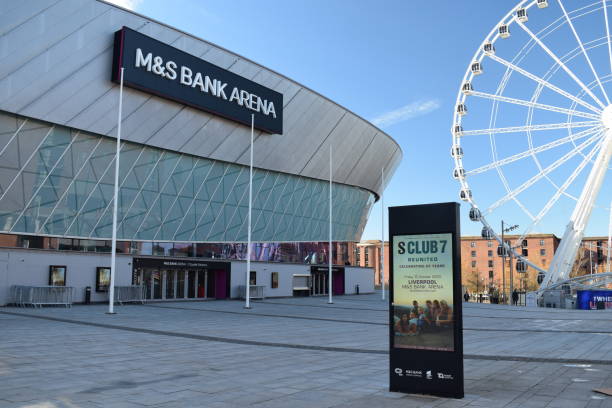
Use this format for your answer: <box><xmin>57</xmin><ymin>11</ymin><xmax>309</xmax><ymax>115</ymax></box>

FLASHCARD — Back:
<box><xmin>389</xmin><ymin>203</ymin><xmax>464</xmax><ymax>398</ymax></box>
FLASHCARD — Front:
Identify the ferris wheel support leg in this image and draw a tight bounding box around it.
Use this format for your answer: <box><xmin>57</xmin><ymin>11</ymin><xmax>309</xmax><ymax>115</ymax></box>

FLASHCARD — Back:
<box><xmin>541</xmin><ymin>130</ymin><xmax>612</xmax><ymax>290</ymax></box>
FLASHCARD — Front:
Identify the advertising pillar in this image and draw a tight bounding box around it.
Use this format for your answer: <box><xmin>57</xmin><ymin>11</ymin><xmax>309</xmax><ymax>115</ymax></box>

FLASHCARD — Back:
<box><xmin>389</xmin><ymin>202</ymin><xmax>463</xmax><ymax>398</ymax></box>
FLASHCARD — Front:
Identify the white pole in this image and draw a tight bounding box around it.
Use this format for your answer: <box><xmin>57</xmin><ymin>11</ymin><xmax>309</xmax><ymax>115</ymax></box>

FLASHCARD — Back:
<box><xmin>328</xmin><ymin>145</ymin><xmax>333</xmax><ymax>304</ymax></box>
<box><xmin>245</xmin><ymin>114</ymin><xmax>254</xmax><ymax>309</ymax></box>
<box><xmin>381</xmin><ymin>167</ymin><xmax>385</xmax><ymax>301</ymax></box>
<box><xmin>108</xmin><ymin>67</ymin><xmax>124</xmax><ymax>315</ymax></box>
<box><xmin>607</xmin><ymin>201</ymin><xmax>611</xmax><ymax>273</ymax></box>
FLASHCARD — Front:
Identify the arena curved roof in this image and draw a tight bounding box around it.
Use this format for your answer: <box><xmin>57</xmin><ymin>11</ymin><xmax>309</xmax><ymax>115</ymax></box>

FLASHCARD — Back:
<box><xmin>0</xmin><ymin>0</ymin><xmax>402</xmax><ymax>197</ymax></box>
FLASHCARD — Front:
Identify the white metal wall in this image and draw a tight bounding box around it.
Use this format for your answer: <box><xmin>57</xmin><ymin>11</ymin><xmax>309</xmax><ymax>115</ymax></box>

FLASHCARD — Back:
<box><xmin>0</xmin><ymin>0</ymin><xmax>401</xmax><ymax>197</ymax></box>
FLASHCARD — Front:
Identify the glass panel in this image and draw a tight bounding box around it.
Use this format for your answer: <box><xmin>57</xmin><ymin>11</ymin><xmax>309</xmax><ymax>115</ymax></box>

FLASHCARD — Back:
<box><xmin>173</xmin><ymin>243</ymin><xmax>192</xmax><ymax>257</ymax></box>
<box><xmin>187</xmin><ymin>271</ymin><xmax>196</xmax><ymax>298</ymax></box>
<box><xmin>153</xmin><ymin>242</ymin><xmax>173</xmax><ymax>256</ymax></box>
<box><xmin>143</xmin><ymin>269</ymin><xmax>152</xmax><ymax>299</ymax></box>
<box><xmin>197</xmin><ymin>270</ymin><xmax>206</xmax><ymax>298</ymax></box>
<box><xmin>152</xmin><ymin>270</ymin><xmax>161</xmax><ymax>299</ymax></box>
<box><xmin>176</xmin><ymin>270</ymin><xmax>185</xmax><ymax>298</ymax></box>
<box><xmin>165</xmin><ymin>270</ymin><xmax>175</xmax><ymax>299</ymax></box>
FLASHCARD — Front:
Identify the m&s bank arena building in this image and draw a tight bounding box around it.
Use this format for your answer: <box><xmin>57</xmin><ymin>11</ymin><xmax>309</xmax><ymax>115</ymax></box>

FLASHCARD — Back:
<box><xmin>0</xmin><ymin>0</ymin><xmax>401</xmax><ymax>305</ymax></box>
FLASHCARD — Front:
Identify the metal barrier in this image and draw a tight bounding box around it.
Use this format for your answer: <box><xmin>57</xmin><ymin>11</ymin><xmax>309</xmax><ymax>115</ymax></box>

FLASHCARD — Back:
<box><xmin>11</xmin><ymin>285</ymin><xmax>74</xmax><ymax>308</ymax></box>
<box><xmin>114</xmin><ymin>285</ymin><xmax>146</xmax><ymax>305</ymax></box>
<box><xmin>238</xmin><ymin>285</ymin><xmax>266</xmax><ymax>300</ymax></box>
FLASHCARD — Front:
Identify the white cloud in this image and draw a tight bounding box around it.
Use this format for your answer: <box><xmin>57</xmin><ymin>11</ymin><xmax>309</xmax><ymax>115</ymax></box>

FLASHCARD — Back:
<box><xmin>371</xmin><ymin>99</ymin><xmax>441</xmax><ymax>128</ymax></box>
<box><xmin>104</xmin><ymin>0</ymin><xmax>144</xmax><ymax>11</ymax></box>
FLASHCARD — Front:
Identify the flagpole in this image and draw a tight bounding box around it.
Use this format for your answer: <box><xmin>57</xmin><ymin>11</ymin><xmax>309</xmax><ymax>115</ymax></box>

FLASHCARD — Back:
<box><xmin>245</xmin><ymin>114</ymin><xmax>254</xmax><ymax>309</ymax></box>
<box><xmin>328</xmin><ymin>145</ymin><xmax>333</xmax><ymax>304</ymax></box>
<box><xmin>108</xmin><ymin>67</ymin><xmax>124</xmax><ymax>315</ymax></box>
<box><xmin>381</xmin><ymin>167</ymin><xmax>385</xmax><ymax>301</ymax></box>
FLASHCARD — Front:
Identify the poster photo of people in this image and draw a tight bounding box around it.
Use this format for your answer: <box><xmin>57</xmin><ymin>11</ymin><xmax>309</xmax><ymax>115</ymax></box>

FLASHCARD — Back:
<box><xmin>392</xmin><ymin>233</ymin><xmax>455</xmax><ymax>352</ymax></box>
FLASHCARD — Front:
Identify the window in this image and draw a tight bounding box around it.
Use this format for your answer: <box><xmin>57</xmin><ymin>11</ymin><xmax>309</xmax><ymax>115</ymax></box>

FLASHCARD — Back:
<box><xmin>522</xmin><ymin>239</ymin><xmax>528</xmax><ymax>247</ymax></box>
<box><xmin>488</xmin><ymin>260</ymin><xmax>494</xmax><ymax>268</ymax></box>
<box><xmin>355</xmin><ymin>246</ymin><xmax>360</xmax><ymax>264</ymax></box>
<box><xmin>487</xmin><ymin>241</ymin><xmax>493</xmax><ymax>248</ymax></box>
<box><xmin>542</xmin><ymin>259</ymin><xmax>546</xmax><ymax>266</ymax></box>
<box><xmin>471</xmin><ymin>250</ymin><xmax>476</xmax><ymax>257</ymax></box>
<box><xmin>49</xmin><ymin>265</ymin><xmax>66</xmax><ymax>286</ymax></box>
<box><xmin>471</xmin><ymin>261</ymin><xmax>477</xmax><ymax>268</ymax></box>
<box><xmin>249</xmin><ymin>271</ymin><xmax>257</xmax><ymax>285</ymax></box>
<box><xmin>488</xmin><ymin>250</ymin><xmax>493</xmax><ymax>257</ymax></box>
<box><xmin>540</xmin><ymin>240</ymin><xmax>545</xmax><ymax>246</ymax></box>
<box><xmin>96</xmin><ymin>267</ymin><xmax>111</xmax><ymax>292</ymax></box>
<box><xmin>271</xmin><ymin>272</ymin><xmax>278</xmax><ymax>289</ymax></box>
<box><xmin>470</xmin><ymin>242</ymin><xmax>476</xmax><ymax>248</ymax></box>
<box><xmin>540</xmin><ymin>248</ymin><xmax>546</xmax><ymax>256</ymax></box>
<box><xmin>365</xmin><ymin>248</ymin><xmax>369</xmax><ymax>266</ymax></box>
<box><xmin>489</xmin><ymin>270</ymin><xmax>494</xmax><ymax>279</ymax></box>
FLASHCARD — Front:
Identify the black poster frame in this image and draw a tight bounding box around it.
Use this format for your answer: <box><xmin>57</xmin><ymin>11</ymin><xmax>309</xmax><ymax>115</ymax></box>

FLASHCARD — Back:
<box><xmin>388</xmin><ymin>202</ymin><xmax>463</xmax><ymax>399</ymax></box>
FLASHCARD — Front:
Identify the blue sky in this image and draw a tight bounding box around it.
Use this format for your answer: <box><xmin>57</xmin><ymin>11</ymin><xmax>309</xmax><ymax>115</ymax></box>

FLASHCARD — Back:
<box><xmin>111</xmin><ymin>0</ymin><xmax>612</xmax><ymax>241</ymax></box>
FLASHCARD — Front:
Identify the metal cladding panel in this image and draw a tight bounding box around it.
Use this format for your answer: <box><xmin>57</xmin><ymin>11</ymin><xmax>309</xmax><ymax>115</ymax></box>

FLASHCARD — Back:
<box><xmin>0</xmin><ymin>0</ymin><xmax>402</xmax><ymax>197</ymax></box>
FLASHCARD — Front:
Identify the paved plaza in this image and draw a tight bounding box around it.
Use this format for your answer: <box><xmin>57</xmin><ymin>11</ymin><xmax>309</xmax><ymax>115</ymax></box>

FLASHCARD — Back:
<box><xmin>2</xmin><ymin>293</ymin><xmax>612</xmax><ymax>407</ymax></box>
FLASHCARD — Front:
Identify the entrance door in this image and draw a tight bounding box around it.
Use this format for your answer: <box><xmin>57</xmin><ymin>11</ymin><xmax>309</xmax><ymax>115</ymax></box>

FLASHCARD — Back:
<box><xmin>215</xmin><ymin>269</ymin><xmax>227</xmax><ymax>299</ymax></box>
<box><xmin>197</xmin><ymin>270</ymin><xmax>207</xmax><ymax>298</ymax></box>
<box><xmin>165</xmin><ymin>270</ymin><xmax>176</xmax><ymax>299</ymax></box>
<box><xmin>333</xmin><ymin>268</ymin><xmax>345</xmax><ymax>295</ymax></box>
<box><xmin>187</xmin><ymin>271</ymin><xmax>196</xmax><ymax>298</ymax></box>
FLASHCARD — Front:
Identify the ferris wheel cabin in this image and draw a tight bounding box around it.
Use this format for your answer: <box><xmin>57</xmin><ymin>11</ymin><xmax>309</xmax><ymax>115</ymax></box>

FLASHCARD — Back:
<box><xmin>469</xmin><ymin>207</ymin><xmax>482</xmax><ymax>221</ymax></box>
<box><xmin>483</xmin><ymin>42</ymin><xmax>495</xmax><ymax>55</ymax></box>
<box><xmin>460</xmin><ymin>188</ymin><xmax>472</xmax><ymax>201</ymax></box>
<box><xmin>461</xmin><ymin>82</ymin><xmax>473</xmax><ymax>95</ymax></box>
<box><xmin>537</xmin><ymin>0</ymin><xmax>549</xmax><ymax>9</ymax></box>
<box><xmin>451</xmin><ymin>146</ymin><xmax>463</xmax><ymax>158</ymax></box>
<box><xmin>471</xmin><ymin>62</ymin><xmax>483</xmax><ymax>75</ymax></box>
<box><xmin>453</xmin><ymin>125</ymin><xmax>463</xmax><ymax>137</ymax></box>
<box><xmin>456</xmin><ymin>103</ymin><xmax>468</xmax><ymax>116</ymax></box>
<box><xmin>499</xmin><ymin>24</ymin><xmax>510</xmax><ymax>39</ymax></box>
<box><xmin>516</xmin><ymin>8</ymin><xmax>528</xmax><ymax>23</ymax></box>
<box><xmin>453</xmin><ymin>167</ymin><xmax>465</xmax><ymax>179</ymax></box>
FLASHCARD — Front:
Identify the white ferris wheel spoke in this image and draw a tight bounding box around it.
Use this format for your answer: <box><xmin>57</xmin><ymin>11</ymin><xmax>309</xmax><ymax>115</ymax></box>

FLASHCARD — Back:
<box><xmin>608</xmin><ymin>199</ymin><xmax>611</xmax><ymax>273</ymax></box>
<box><xmin>515</xmin><ymin>19</ymin><xmax>608</xmax><ymax>109</ymax></box>
<box><xmin>485</xmin><ymin>131</ymin><xmax>603</xmax><ymax>215</ymax></box>
<box><xmin>488</xmin><ymin>54</ymin><xmax>601</xmax><ymax>115</ymax></box>
<box><xmin>460</xmin><ymin>121</ymin><xmax>600</xmax><ymax>136</ymax></box>
<box><xmin>466</xmin><ymin>126</ymin><xmax>603</xmax><ymax>175</ymax></box>
<box><xmin>603</xmin><ymin>0</ymin><xmax>612</xmax><ymax>74</ymax></box>
<box><xmin>469</xmin><ymin>91</ymin><xmax>601</xmax><ymax>120</ymax></box>
<box><xmin>558</xmin><ymin>0</ymin><xmax>611</xmax><ymax>104</ymax></box>
<box><xmin>514</xmin><ymin>138</ymin><xmax>604</xmax><ymax>246</ymax></box>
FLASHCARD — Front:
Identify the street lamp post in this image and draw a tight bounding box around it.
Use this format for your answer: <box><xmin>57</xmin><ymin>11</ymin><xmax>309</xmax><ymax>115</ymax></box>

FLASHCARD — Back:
<box><xmin>500</xmin><ymin>221</ymin><xmax>519</xmax><ymax>305</ymax></box>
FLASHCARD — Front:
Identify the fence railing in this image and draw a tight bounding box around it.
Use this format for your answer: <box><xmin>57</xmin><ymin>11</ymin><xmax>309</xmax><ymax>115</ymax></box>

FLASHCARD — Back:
<box><xmin>114</xmin><ymin>285</ymin><xmax>146</xmax><ymax>305</ymax></box>
<box><xmin>238</xmin><ymin>285</ymin><xmax>266</xmax><ymax>300</ymax></box>
<box><xmin>11</xmin><ymin>285</ymin><xmax>74</xmax><ymax>308</ymax></box>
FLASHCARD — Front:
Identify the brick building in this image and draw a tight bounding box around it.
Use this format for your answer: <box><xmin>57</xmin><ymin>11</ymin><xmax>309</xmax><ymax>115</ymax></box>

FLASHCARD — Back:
<box><xmin>353</xmin><ymin>235</ymin><xmax>610</xmax><ymax>294</ymax></box>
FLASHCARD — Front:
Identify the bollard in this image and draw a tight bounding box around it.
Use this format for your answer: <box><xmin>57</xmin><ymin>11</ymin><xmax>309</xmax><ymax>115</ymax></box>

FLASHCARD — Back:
<box><xmin>355</xmin><ymin>284</ymin><xmax>360</xmax><ymax>295</ymax></box>
<box><xmin>85</xmin><ymin>286</ymin><xmax>91</xmax><ymax>304</ymax></box>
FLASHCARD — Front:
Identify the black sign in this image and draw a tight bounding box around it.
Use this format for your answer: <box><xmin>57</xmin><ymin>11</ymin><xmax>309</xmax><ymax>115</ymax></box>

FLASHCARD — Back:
<box><xmin>388</xmin><ymin>203</ymin><xmax>464</xmax><ymax>399</ymax></box>
<box><xmin>112</xmin><ymin>27</ymin><xmax>283</xmax><ymax>134</ymax></box>
<box><xmin>133</xmin><ymin>257</ymin><xmax>230</xmax><ymax>271</ymax></box>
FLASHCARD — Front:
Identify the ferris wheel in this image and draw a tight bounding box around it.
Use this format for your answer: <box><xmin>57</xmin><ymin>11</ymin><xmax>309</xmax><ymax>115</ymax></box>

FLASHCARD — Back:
<box><xmin>452</xmin><ymin>0</ymin><xmax>612</xmax><ymax>290</ymax></box>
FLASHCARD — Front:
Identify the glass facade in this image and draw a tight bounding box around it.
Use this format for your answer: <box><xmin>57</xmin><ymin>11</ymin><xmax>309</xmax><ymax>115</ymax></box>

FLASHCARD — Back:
<box><xmin>0</xmin><ymin>111</ymin><xmax>375</xmax><ymax>242</ymax></box>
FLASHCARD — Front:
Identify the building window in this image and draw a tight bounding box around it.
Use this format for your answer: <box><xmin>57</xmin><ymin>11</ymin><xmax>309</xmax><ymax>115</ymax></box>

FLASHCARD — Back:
<box><xmin>488</xmin><ymin>260</ymin><xmax>494</xmax><ymax>268</ymax></box>
<box><xmin>522</xmin><ymin>239</ymin><xmax>528</xmax><ymax>247</ymax></box>
<box><xmin>540</xmin><ymin>248</ymin><xmax>546</xmax><ymax>256</ymax></box>
<box><xmin>488</xmin><ymin>250</ymin><xmax>493</xmax><ymax>257</ymax></box>
<box><xmin>249</xmin><ymin>271</ymin><xmax>257</xmax><ymax>285</ymax></box>
<box><xmin>540</xmin><ymin>240</ymin><xmax>545</xmax><ymax>246</ymax></box>
<box><xmin>271</xmin><ymin>272</ymin><xmax>278</xmax><ymax>289</ymax></box>
<box><xmin>542</xmin><ymin>259</ymin><xmax>546</xmax><ymax>266</ymax></box>
<box><xmin>355</xmin><ymin>246</ymin><xmax>360</xmax><ymax>264</ymax></box>
<box><xmin>471</xmin><ymin>260</ymin><xmax>477</xmax><ymax>268</ymax></box>
<box><xmin>470</xmin><ymin>242</ymin><xmax>476</xmax><ymax>248</ymax></box>
<box><xmin>364</xmin><ymin>248</ymin><xmax>369</xmax><ymax>266</ymax></box>
<box><xmin>471</xmin><ymin>250</ymin><xmax>476</xmax><ymax>257</ymax></box>
<box><xmin>489</xmin><ymin>270</ymin><xmax>494</xmax><ymax>279</ymax></box>
<box><xmin>487</xmin><ymin>241</ymin><xmax>493</xmax><ymax>248</ymax></box>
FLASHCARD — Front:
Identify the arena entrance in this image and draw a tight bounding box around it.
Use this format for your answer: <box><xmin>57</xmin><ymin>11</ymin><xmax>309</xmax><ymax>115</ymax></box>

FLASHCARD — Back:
<box><xmin>132</xmin><ymin>258</ymin><xmax>230</xmax><ymax>301</ymax></box>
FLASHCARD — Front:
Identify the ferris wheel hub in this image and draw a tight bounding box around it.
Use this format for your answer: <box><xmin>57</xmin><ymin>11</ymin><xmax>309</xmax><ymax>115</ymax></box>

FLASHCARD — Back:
<box><xmin>601</xmin><ymin>105</ymin><xmax>612</xmax><ymax>130</ymax></box>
